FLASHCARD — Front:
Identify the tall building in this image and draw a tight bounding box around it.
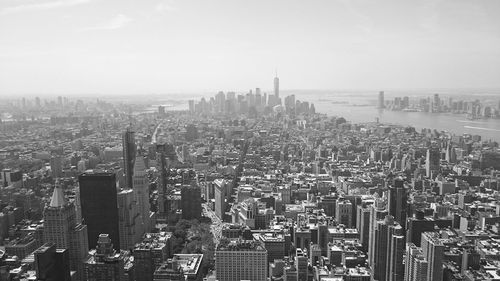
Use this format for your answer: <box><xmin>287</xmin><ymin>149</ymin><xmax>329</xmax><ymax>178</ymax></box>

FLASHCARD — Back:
<box><xmin>404</xmin><ymin>243</ymin><xmax>428</xmax><ymax>281</ymax></box>
<box><xmin>123</xmin><ymin>128</ymin><xmax>136</xmax><ymax>189</ymax></box>
<box><xmin>133</xmin><ymin>155</ymin><xmax>152</xmax><ymax>233</ymax></box>
<box><xmin>421</xmin><ymin>232</ymin><xmax>444</xmax><ymax>281</ymax></box>
<box><xmin>180</xmin><ymin>185</ymin><xmax>202</xmax><ymax>220</ymax></box>
<box><xmin>50</xmin><ymin>156</ymin><xmax>63</xmax><ymax>178</ymax></box>
<box><xmin>274</xmin><ymin>73</ymin><xmax>280</xmax><ymax>99</ymax></box>
<box><xmin>295</xmin><ymin>248</ymin><xmax>308</xmax><ymax>281</ymax></box>
<box><xmin>43</xmin><ymin>182</ymin><xmax>89</xmax><ymax>280</ymax></box>
<box><xmin>335</xmin><ymin>199</ymin><xmax>353</xmax><ymax>228</ymax></box>
<box><xmin>79</xmin><ymin>172</ymin><xmax>120</xmax><ymax>250</ymax></box>
<box><xmin>83</xmin><ymin>234</ymin><xmax>133</xmax><ymax>281</ymax></box>
<box><xmin>368</xmin><ymin>201</ymin><xmax>387</xmax><ymax>267</ymax></box>
<box><xmin>34</xmin><ymin>243</ymin><xmax>71</xmax><ymax>281</ymax></box>
<box><xmin>425</xmin><ymin>148</ymin><xmax>440</xmax><ymax>179</ymax></box>
<box><xmin>372</xmin><ymin>215</ymin><xmax>403</xmax><ymax>281</ymax></box>
<box><xmin>133</xmin><ymin>232</ymin><xmax>171</xmax><ymax>281</ymax></box>
<box><xmin>388</xmin><ymin>178</ymin><xmax>408</xmax><ymax>228</ymax></box>
<box><xmin>117</xmin><ymin>188</ymin><xmax>141</xmax><ymax>250</ymax></box>
<box><xmin>215</xmin><ymin>240</ymin><xmax>267</xmax><ymax>281</ymax></box>
<box><xmin>378</xmin><ymin>91</ymin><xmax>385</xmax><ymax>109</ymax></box>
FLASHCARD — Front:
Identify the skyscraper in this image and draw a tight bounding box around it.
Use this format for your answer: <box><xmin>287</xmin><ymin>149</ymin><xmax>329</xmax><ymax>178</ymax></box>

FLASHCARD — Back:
<box><xmin>425</xmin><ymin>148</ymin><xmax>440</xmax><ymax>179</ymax></box>
<box><xmin>274</xmin><ymin>72</ymin><xmax>280</xmax><ymax>99</ymax></box>
<box><xmin>123</xmin><ymin>128</ymin><xmax>136</xmax><ymax>189</ymax></box>
<box><xmin>421</xmin><ymin>232</ymin><xmax>444</xmax><ymax>281</ymax></box>
<box><xmin>133</xmin><ymin>155</ymin><xmax>152</xmax><ymax>233</ymax></box>
<box><xmin>180</xmin><ymin>185</ymin><xmax>202</xmax><ymax>220</ymax></box>
<box><xmin>388</xmin><ymin>177</ymin><xmax>408</xmax><ymax>228</ymax></box>
<box><xmin>79</xmin><ymin>172</ymin><xmax>120</xmax><ymax>250</ymax></box>
<box><xmin>117</xmin><ymin>188</ymin><xmax>141</xmax><ymax>250</ymax></box>
<box><xmin>43</xmin><ymin>182</ymin><xmax>89</xmax><ymax>279</ymax></box>
<box><xmin>378</xmin><ymin>91</ymin><xmax>385</xmax><ymax>109</ymax></box>
<box><xmin>34</xmin><ymin>243</ymin><xmax>71</xmax><ymax>281</ymax></box>
<box><xmin>404</xmin><ymin>243</ymin><xmax>428</xmax><ymax>281</ymax></box>
<box><xmin>372</xmin><ymin>215</ymin><xmax>403</xmax><ymax>281</ymax></box>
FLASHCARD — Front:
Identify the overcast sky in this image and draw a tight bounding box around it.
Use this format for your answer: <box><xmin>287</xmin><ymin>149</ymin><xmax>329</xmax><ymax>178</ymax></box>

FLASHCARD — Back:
<box><xmin>1</xmin><ymin>0</ymin><xmax>499</xmax><ymax>96</ymax></box>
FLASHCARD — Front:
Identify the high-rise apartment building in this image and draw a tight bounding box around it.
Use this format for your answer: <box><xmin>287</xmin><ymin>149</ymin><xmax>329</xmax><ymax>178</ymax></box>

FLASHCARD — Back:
<box><xmin>421</xmin><ymin>232</ymin><xmax>444</xmax><ymax>281</ymax></box>
<box><xmin>123</xmin><ymin>128</ymin><xmax>136</xmax><ymax>189</ymax></box>
<box><xmin>79</xmin><ymin>171</ymin><xmax>120</xmax><ymax>250</ymax></box>
<box><xmin>404</xmin><ymin>243</ymin><xmax>428</xmax><ymax>281</ymax></box>
<box><xmin>43</xmin><ymin>183</ymin><xmax>89</xmax><ymax>280</ymax></box>
<box><xmin>215</xmin><ymin>240</ymin><xmax>267</xmax><ymax>281</ymax></box>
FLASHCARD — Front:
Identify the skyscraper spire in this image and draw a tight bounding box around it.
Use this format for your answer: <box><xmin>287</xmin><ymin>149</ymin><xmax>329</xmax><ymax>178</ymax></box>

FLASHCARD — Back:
<box><xmin>50</xmin><ymin>179</ymin><xmax>66</xmax><ymax>207</ymax></box>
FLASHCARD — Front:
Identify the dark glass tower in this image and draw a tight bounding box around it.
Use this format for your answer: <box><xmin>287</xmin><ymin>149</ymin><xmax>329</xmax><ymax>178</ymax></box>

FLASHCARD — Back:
<box><xmin>123</xmin><ymin>128</ymin><xmax>136</xmax><ymax>189</ymax></box>
<box><xmin>181</xmin><ymin>185</ymin><xmax>202</xmax><ymax>220</ymax></box>
<box><xmin>34</xmin><ymin>243</ymin><xmax>71</xmax><ymax>281</ymax></box>
<box><xmin>388</xmin><ymin>177</ymin><xmax>408</xmax><ymax>229</ymax></box>
<box><xmin>79</xmin><ymin>172</ymin><xmax>120</xmax><ymax>250</ymax></box>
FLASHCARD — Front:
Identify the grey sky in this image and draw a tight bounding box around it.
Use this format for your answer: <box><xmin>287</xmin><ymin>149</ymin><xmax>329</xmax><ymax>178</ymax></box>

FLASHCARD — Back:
<box><xmin>1</xmin><ymin>0</ymin><xmax>499</xmax><ymax>96</ymax></box>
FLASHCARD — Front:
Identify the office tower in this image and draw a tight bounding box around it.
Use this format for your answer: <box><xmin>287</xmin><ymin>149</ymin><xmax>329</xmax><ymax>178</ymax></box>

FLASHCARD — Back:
<box><xmin>404</xmin><ymin>243</ymin><xmax>428</xmax><ymax>281</ymax></box>
<box><xmin>425</xmin><ymin>148</ymin><xmax>440</xmax><ymax>179</ymax></box>
<box><xmin>188</xmin><ymin>100</ymin><xmax>195</xmax><ymax>114</ymax></box>
<box><xmin>180</xmin><ymin>185</ymin><xmax>202</xmax><ymax>220</ymax></box>
<box><xmin>388</xmin><ymin>178</ymin><xmax>408</xmax><ymax>228</ymax></box>
<box><xmin>79</xmin><ymin>172</ymin><xmax>120</xmax><ymax>250</ymax></box>
<box><xmin>357</xmin><ymin>205</ymin><xmax>371</xmax><ymax>252</ymax></box>
<box><xmin>134</xmin><ymin>156</ymin><xmax>152</xmax><ymax>233</ymax></box>
<box><xmin>373</xmin><ymin>215</ymin><xmax>403</xmax><ymax>281</ymax></box>
<box><xmin>336</xmin><ymin>199</ymin><xmax>353</xmax><ymax>227</ymax></box>
<box><xmin>43</xmin><ymin>183</ymin><xmax>89</xmax><ymax>279</ymax></box>
<box><xmin>123</xmin><ymin>128</ymin><xmax>136</xmax><ymax>189</ymax></box>
<box><xmin>34</xmin><ymin>243</ymin><xmax>71</xmax><ymax>281</ymax></box>
<box><xmin>274</xmin><ymin>73</ymin><xmax>280</xmax><ymax>98</ymax></box>
<box><xmin>215</xmin><ymin>240</ymin><xmax>267</xmax><ymax>281</ymax></box>
<box><xmin>368</xmin><ymin>201</ymin><xmax>387</xmax><ymax>267</ymax></box>
<box><xmin>134</xmin><ymin>232</ymin><xmax>171</xmax><ymax>281</ymax></box>
<box><xmin>433</xmin><ymin>93</ymin><xmax>440</xmax><ymax>112</ymax></box>
<box><xmin>295</xmin><ymin>248</ymin><xmax>308</xmax><ymax>281</ymax></box>
<box><xmin>216</xmin><ymin>91</ymin><xmax>225</xmax><ymax>113</ymax></box>
<box><xmin>378</xmin><ymin>91</ymin><xmax>385</xmax><ymax>108</ymax></box>
<box><xmin>117</xmin><ymin>188</ymin><xmax>141</xmax><ymax>250</ymax></box>
<box><xmin>50</xmin><ymin>156</ymin><xmax>63</xmax><ymax>178</ymax></box>
<box><xmin>83</xmin><ymin>234</ymin><xmax>130</xmax><ymax>281</ymax></box>
<box><xmin>389</xmin><ymin>233</ymin><xmax>405</xmax><ymax>281</ymax></box>
<box><xmin>35</xmin><ymin>96</ymin><xmax>41</xmax><ymax>107</ymax></box>
<box><xmin>421</xmin><ymin>232</ymin><xmax>444</xmax><ymax>281</ymax></box>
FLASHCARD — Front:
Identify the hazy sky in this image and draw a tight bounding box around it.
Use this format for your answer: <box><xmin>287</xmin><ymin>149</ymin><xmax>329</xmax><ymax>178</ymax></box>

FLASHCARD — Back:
<box><xmin>1</xmin><ymin>0</ymin><xmax>499</xmax><ymax>96</ymax></box>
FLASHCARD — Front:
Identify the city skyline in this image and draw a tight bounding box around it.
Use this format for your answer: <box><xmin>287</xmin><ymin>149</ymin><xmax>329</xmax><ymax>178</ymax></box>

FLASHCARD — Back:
<box><xmin>1</xmin><ymin>0</ymin><xmax>500</xmax><ymax>95</ymax></box>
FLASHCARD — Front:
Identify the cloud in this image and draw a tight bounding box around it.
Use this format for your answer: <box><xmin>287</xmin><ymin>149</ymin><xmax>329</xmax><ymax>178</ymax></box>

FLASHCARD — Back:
<box><xmin>1</xmin><ymin>0</ymin><xmax>91</xmax><ymax>15</ymax></box>
<box><xmin>80</xmin><ymin>14</ymin><xmax>133</xmax><ymax>31</ymax></box>
<box><xmin>156</xmin><ymin>1</ymin><xmax>177</xmax><ymax>13</ymax></box>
